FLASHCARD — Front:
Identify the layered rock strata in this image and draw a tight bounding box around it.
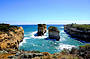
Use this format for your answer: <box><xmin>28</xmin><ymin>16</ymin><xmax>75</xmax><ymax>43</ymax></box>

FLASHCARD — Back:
<box><xmin>48</xmin><ymin>26</ymin><xmax>60</xmax><ymax>41</ymax></box>
<box><xmin>64</xmin><ymin>24</ymin><xmax>90</xmax><ymax>42</ymax></box>
<box><xmin>0</xmin><ymin>24</ymin><xmax>24</xmax><ymax>50</ymax></box>
<box><xmin>37</xmin><ymin>24</ymin><xmax>47</xmax><ymax>36</ymax></box>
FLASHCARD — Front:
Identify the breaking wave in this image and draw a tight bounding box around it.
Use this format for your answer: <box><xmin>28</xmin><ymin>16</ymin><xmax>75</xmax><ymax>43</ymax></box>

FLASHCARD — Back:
<box><xmin>56</xmin><ymin>43</ymin><xmax>76</xmax><ymax>50</ymax></box>
<box><xmin>19</xmin><ymin>37</ymin><xmax>30</xmax><ymax>46</ymax></box>
<box><xmin>60</xmin><ymin>26</ymin><xmax>64</xmax><ymax>29</ymax></box>
<box><xmin>19</xmin><ymin>25</ymin><xmax>84</xmax><ymax>54</ymax></box>
<box><xmin>30</xmin><ymin>31</ymin><xmax>48</xmax><ymax>39</ymax></box>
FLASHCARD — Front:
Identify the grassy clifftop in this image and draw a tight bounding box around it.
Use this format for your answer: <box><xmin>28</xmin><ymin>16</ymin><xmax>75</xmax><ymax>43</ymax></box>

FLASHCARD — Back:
<box><xmin>64</xmin><ymin>24</ymin><xmax>90</xmax><ymax>42</ymax></box>
<box><xmin>48</xmin><ymin>26</ymin><xmax>59</xmax><ymax>32</ymax></box>
<box><xmin>0</xmin><ymin>24</ymin><xmax>19</xmax><ymax>32</ymax></box>
<box><xmin>68</xmin><ymin>24</ymin><xmax>90</xmax><ymax>31</ymax></box>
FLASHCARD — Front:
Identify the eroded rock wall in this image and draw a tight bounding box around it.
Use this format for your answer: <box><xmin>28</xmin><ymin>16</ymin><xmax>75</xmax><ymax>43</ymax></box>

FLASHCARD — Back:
<box><xmin>37</xmin><ymin>24</ymin><xmax>47</xmax><ymax>36</ymax></box>
<box><xmin>48</xmin><ymin>26</ymin><xmax>60</xmax><ymax>41</ymax></box>
<box><xmin>0</xmin><ymin>24</ymin><xmax>24</xmax><ymax>50</ymax></box>
<box><xmin>64</xmin><ymin>24</ymin><xmax>90</xmax><ymax>42</ymax></box>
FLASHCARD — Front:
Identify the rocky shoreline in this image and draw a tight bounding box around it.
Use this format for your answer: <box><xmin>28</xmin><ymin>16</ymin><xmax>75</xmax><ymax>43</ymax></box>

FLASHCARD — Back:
<box><xmin>0</xmin><ymin>24</ymin><xmax>90</xmax><ymax>59</ymax></box>
<box><xmin>64</xmin><ymin>24</ymin><xmax>90</xmax><ymax>42</ymax></box>
<box><xmin>0</xmin><ymin>44</ymin><xmax>90</xmax><ymax>59</ymax></box>
<box><xmin>0</xmin><ymin>24</ymin><xmax>24</xmax><ymax>50</ymax></box>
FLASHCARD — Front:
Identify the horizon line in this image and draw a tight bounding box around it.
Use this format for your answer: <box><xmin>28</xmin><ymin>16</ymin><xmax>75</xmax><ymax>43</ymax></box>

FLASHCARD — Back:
<box><xmin>11</xmin><ymin>23</ymin><xmax>90</xmax><ymax>25</ymax></box>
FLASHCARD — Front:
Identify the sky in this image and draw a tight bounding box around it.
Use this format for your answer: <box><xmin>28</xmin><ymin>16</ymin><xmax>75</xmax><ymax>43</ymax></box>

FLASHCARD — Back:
<box><xmin>0</xmin><ymin>0</ymin><xmax>90</xmax><ymax>25</ymax></box>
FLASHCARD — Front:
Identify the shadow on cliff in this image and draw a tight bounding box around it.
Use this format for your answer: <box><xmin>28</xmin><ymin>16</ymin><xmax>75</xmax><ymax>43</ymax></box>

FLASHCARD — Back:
<box><xmin>64</xmin><ymin>30</ymin><xmax>90</xmax><ymax>43</ymax></box>
<box><xmin>45</xmin><ymin>37</ymin><xmax>58</xmax><ymax>41</ymax></box>
<box><xmin>34</xmin><ymin>33</ymin><xmax>38</xmax><ymax>36</ymax></box>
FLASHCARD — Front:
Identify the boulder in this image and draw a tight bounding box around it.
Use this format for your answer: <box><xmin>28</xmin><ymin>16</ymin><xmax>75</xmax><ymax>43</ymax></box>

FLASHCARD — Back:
<box><xmin>37</xmin><ymin>24</ymin><xmax>47</xmax><ymax>36</ymax></box>
<box><xmin>48</xmin><ymin>26</ymin><xmax>60</xmax><ymax>41</ymax></box>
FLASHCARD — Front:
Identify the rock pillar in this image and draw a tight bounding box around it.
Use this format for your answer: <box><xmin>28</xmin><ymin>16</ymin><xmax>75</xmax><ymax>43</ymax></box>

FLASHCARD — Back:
<box><xmin>48</xmin><ymin>26</ymin><xmax>60</xmax><ymax>41</ymax></box>
<box><xmin>37</xmin><ymin>24</ymin><xmax>47</xmax><ymax>36</ymax></box>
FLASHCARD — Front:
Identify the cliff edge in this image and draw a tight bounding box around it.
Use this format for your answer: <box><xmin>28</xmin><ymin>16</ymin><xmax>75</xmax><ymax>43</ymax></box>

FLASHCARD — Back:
<box><xmin>64</xmin><ymin>24</ymin><xmax>90</xmax><ymax>42</ymax></box>
<box><xmin>0</xmin><ymin>24</ymin><xmax>24</xmax><ymax>50</ymax></box>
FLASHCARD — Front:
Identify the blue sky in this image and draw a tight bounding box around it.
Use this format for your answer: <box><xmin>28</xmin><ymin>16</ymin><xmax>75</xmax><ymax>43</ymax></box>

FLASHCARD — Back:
<box><xmin>0</xmin><ymin>0</ymin><xmax>90</xmax><ymax>24</ymax></box>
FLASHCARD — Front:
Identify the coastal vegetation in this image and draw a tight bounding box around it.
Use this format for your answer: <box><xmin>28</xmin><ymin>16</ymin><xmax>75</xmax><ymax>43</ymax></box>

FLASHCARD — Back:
<box><xmin>0</xmin><ymin>23</ymin><xmax>90</xmax><ymax>59</ymax></box>
<box><xmin>64</xmin><ymin>24</ymin><xmax>90</xmax><ymax>42</ymax></box>
<box><xmin>48</xmin><ymin>26</ymin><xmax>59</xmax><ymax>32</ymax></box>
<box><xmin>0</xmin><ymin>23</ymin><xmax>20</xmax><ymax>34</ymax></box>
<box><xmin>70</xmin><ymin>24</ymin><xmax>90</xmax><ymax>31</ymax></box>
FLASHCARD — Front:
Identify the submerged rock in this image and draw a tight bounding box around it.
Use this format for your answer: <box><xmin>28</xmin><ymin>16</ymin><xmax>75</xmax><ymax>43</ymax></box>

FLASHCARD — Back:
<box><xmin>37</xmin><ymin>24</ymin><xmax>47</xmax><ymax>36</ymax></box>
<box><xmin>48</xmin><ymin>26</ymin><xmax>60</xmax><ymax>41</ymax></box>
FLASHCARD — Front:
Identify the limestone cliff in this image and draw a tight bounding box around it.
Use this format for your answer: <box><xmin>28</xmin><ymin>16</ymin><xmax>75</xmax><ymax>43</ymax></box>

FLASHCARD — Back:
<box><xmin>0</xmin><ymin>24</ymin><xmax>24</xmax><ymax>50</ymax></box>
<box><xmin>48</xmin><ymin>26</ymin><xmax>60</xmax><ymax>41</ymax></box>
<box><xmin>64</xmin><ymin>24</ymin><xmax>90</xmax><ymax>42</ymax></box>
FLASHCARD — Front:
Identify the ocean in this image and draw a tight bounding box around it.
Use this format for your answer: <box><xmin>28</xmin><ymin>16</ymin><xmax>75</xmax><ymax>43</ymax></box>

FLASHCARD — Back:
<box><xmin>17</xmin><ymin>25</ymin><xmax>85</xmax><ymax>54</ymax></box>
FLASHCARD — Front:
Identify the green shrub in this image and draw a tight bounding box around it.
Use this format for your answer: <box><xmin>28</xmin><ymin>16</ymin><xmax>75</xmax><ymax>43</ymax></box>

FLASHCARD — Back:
<box><xmin>68</xmin><ymin>24</ymin><xmax>90</xmax><ymax>31</ymax></box>
<box><xmin>48</xmin><ymin>26</ymin><xmax>59</xmax><ymax>32</ymax></box>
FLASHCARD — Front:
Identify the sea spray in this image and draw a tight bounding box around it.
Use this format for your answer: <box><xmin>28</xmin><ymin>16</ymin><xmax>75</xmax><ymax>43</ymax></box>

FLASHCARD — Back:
<box><xmin>19</xmin><ymin>37</ymin><xmax>30</xmax><ymax>46</ymax></box>
<box><xmin>56</xmin><ymin>43</ymin><xmax>76</xmax><ymax>50</ymax></box>
<box><xmin>31</xmin><ymin>31</ymin><xmax>48</xmax><ymax>39</ymax></box>
<box><xmin>18</xmin><ymin>25</ymin><xmax>85</xmax><ymax>54</ymax></box>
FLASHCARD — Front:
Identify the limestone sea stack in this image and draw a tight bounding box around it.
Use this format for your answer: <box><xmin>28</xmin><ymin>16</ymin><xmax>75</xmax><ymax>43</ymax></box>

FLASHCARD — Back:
<box><xmin>0</xmin><ymin>24</ymin><xmax>24</xmax><ymax>50</ymax></box>
<box><xmin>37</xmin><ymin>24</ymin><xmax>47</xmax><ymax>36</ymax></box>
<box><xmin>48</xmin><ymin>26</ymin><xmax>60</xmax><ymax>41</ymax></box>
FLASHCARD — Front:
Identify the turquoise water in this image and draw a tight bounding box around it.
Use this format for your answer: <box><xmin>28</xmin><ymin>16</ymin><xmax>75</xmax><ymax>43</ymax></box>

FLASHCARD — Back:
<box><xmin>18</xmin><ymin>25</ymin><xmax>85</xmax><ymax>54</ymax></box>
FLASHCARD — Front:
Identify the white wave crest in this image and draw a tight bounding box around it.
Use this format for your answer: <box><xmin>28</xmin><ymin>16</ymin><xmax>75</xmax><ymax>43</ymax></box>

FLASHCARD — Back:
<box><xmin>19</xmin><ymin>37</ymin><xmax>30</xmax><ymax>46</ymax></box>
<box><xmin>31</xmin><ymin>31</ymin><xmax>48</xmax><ymax>39</ymax></box>
<box><xmin>24</xmin><ymin>37</ymin><xmax>30</xmax><ymax>39</ymax></box>
<box><xmin>61</xmin><ymin>30</ymin><xmax>64</xmax><ymax>33</ymax></box>
<box><xmin>60</xmin><ymin>37</ymin><xmax>66</xmax><ymax>41</ymax></box>
<box><xmin>19</xmin><ymin>42</ymin><xmax>24</xmax><ymax>46</ymax></box>
<box><xmin>60</xmin><ymin>26</ymin><xmax>64</xmax><ymax>29</ymax></box>
<box><xmin>56</xmin><ymin>43</ymin><xmax>76</xmax><ymax>50</ymax></box>
<box><xmin>24</xmin><ymin>34</ymin><xmax>27</xmax><ymax>36</ymax></box>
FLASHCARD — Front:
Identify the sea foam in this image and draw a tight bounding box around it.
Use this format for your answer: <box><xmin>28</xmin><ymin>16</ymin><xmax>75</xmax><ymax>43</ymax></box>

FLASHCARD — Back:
<box><xmin>19</xmin><ymin>37</ymin><xmax>30</xmax><ymax>46</ymax></box>
<box><xmin>31</xmin><ymin>31</ymin><xmax>48</xmax><ymax>39</ymax></box>
<box><xmin>57</xmin><ymin>43</ymin><xmax>76</xmax><ymax>50</ymax></box>
<box><xmin>60</xmin><ymin>26</ymin><xmax>64</xmax><ymax>29</ymax></box>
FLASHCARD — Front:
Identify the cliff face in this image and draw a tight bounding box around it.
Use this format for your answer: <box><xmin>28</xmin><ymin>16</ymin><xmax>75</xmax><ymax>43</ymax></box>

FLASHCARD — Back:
<box><xmin>64</xmin><ymin>24</ymin><xmax>90</xmax><ymax>42</ymax></box>
<box><xmin>37</xmin><ymin>24</ymin><xmax>47</xmax><ymax>36</ymax></box>
<box><xmin>48</xmin><ymin>26</ymin><xmax>60</xmax><ymax>41</ymax></box>
<box><xmin>0</xmin><ymin>24</ymin><xmax>24</xmax><ymax>50</ymax></box>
